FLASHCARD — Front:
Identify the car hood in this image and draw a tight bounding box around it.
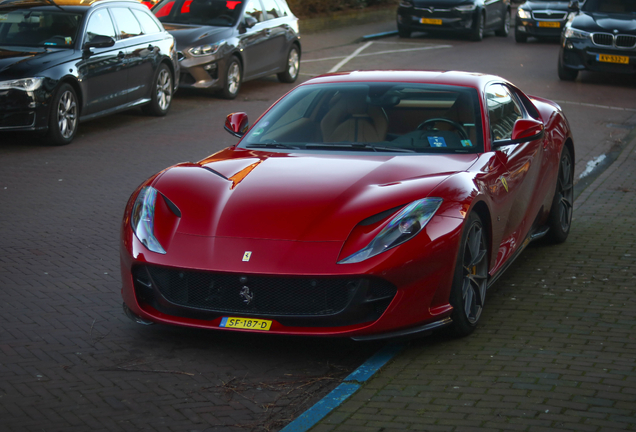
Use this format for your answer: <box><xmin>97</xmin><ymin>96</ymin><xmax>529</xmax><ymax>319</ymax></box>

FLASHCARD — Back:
<box><xmin>161</xmin><ymin>23</ymin><xmax>232</xmax><ymax>49</ymax></box>
<box><xmin>572</xmin><ymin>12</ymin><xmax>636</xmax><ymax>33</ymax></box>
<box><xmin>520</xmin><ymin>1</ymin><xmax>569</xmax><ymax>11</ymax></box>
<box><xmin>153</xmin><ymin>150</ymin><xmax>478</xmax><ymax>242</ymax></box>
<box><xmin>0</xmin><ymin>47</ymin><xmax>74</xmax><ymax>77</ymax></box>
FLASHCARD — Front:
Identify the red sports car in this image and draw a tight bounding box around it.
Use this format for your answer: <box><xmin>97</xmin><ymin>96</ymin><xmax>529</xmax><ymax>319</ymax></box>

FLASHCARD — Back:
<box><xmin>120</xmin><ymin>71</ymin><xmax>574</xmax><ymax>340</ymax></box>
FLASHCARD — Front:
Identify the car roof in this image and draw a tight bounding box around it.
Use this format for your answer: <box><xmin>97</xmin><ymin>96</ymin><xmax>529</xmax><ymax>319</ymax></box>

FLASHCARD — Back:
<box><xmin>302</xmin><ymin>70</ymin><xmax>506</xmax><ymax>91</ymax></box>
<box><xmin>0</xmin><ymin>0</ymin><xmax>143</xmax><ymax>11</ymax></box>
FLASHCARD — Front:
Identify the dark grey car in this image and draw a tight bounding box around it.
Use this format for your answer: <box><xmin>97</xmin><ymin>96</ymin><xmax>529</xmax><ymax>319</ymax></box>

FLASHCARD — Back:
<box><xmin>153</xmin><ymin>0</ymin><xmax>300</xmax><ymax>99</ymax></box>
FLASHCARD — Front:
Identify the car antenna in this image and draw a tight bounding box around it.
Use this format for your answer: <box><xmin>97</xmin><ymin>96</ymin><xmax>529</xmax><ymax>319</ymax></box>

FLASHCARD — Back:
<box><xmin>41</xmin><ymin>0</ymin><xmax>65</xmax><ymax>11</ymax></box>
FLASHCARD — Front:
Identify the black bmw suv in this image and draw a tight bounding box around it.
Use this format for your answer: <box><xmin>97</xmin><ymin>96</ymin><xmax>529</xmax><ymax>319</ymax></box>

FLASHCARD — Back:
<box><xmin>558</xmin><ymin>0</ymin><xmax>636</xmax><ymax>80</ymax></box>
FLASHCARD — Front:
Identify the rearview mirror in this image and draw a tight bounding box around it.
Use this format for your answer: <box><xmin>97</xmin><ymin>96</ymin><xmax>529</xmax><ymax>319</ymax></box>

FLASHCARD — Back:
<box><xmin>82</xmin><ymin>35</ymin><xmax>115</xmax><ymax>51</ymax></box>
<box><xmin>568</xmin><ymin>0</ymin><xmax>580</xmax><ymax>12</ymax></box>
<box><xmin>493</xmin><ymin>118</ymin><xmax>544</xmax><ymax>147</ymax></box>
<box><xmin>224</xmin><ymin>112</ymin><xmax>249</xmax><ymax>138</ymax></box>
<box><xmin>244</xmin><ymin>16</ymin><xmax>258</xmax><ymax>29</ymax></box>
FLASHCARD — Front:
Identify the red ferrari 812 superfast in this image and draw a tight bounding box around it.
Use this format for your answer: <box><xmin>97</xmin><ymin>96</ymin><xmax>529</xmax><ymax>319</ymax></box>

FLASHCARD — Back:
<box><xmin>120</xmin><ymin>71</ymin><xmax>574</xmax><ymax>340</ymax></box>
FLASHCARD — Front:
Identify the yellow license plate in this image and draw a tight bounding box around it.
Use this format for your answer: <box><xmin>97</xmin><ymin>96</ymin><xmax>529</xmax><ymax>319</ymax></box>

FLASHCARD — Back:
<box><xmin>420</xmin><ymin>18</ymin><xmax>442</xmax><ymax>25</ymax></box>
<box><xmin>597</xmin><ymin>54</ymin><xmax>629</xmax><ymax>64</ymax></box>
<box><xmin>538</xmin><ymin>21</ymin><xmax>560</xmax><ymax>28</ymax></box>
<box><xmin>220</xmin><ymin>317</ymin><xmax>272</xmax><ymax>330</ymax></box>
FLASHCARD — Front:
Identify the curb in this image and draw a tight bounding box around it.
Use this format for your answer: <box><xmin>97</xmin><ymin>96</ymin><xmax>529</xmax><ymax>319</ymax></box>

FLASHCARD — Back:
<box><xmin>279</xmin><ymin>344</ymin><xmax>404</xmax><ymax>432</ymax></box>
<box><xmin>299</xmin><ymin>6</ymin><xmax>395</xmax><ymax>34</ymax></box>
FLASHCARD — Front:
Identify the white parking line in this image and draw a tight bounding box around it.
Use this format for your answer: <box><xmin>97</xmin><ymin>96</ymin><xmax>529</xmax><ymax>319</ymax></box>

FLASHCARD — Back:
<box><xmin>554</xmin><ymin>100</ymin><xmax>636</xmax><ymax>113</ymax></box>
<box><xmin>302</xmin><ymin>44</ymin><xmax>453</xmax><ymax>66</ymax></box>
<box><xmin>328</xmin><ymin>41</ymin><xmax>374</xmax><ymax>73</ymax></box>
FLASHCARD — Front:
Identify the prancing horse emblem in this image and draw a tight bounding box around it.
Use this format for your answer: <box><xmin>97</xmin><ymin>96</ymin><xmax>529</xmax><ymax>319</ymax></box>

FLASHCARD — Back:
<box><xmin>240</xmin><ymin>286</ymin><xmax>254</xmax><ymax>305</ymax></box>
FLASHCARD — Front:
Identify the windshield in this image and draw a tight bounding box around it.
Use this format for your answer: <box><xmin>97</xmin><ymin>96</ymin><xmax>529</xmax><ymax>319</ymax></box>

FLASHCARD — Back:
<box><xmin>240</xmin><ymin>82</ymin><xmax>484</xmax><ymax>154</ymax></box>
<box><xmin>0</xmin><ymin>9</ymin><xmax>81</xmax><ymax>48</ymax></box>
<box><xmin>583</xmin><ymin>0</ymin><xmax>636</xmax><ymax>13</ymax></box>
<box><xmin>153</xmin><ymin>0</ymin><xmax>242</xmax><ymax>26</ymax></box>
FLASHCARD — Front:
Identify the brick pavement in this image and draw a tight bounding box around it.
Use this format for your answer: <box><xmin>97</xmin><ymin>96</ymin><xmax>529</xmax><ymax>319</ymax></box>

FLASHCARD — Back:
<box><xmin>312</xmin><ymin>122</ymin><xmax>636</xmax><ymax>431</ymax></box>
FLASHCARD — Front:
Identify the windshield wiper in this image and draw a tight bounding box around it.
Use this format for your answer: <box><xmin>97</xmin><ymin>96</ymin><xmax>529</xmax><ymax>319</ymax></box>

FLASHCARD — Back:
<box><xmin>42</xmin><ymin>0</ymin><xmax>65</xmax><ymax>11</ymax></box>
<box><xmin>305</xmin><ymin>143</ymin><xmax>415</xmax><ymax>153</ymax></box>
<box><xmin>245</xmin><ymin>143</ymin><xmax>300</xmax><ymax>149</ymax></box>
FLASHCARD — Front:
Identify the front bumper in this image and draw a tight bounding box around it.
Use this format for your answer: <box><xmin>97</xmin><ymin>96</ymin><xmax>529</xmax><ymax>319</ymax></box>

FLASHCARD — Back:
<box><xmin>120</xmin><ymin>215</ymin><xmax>464</xmax><ymax>339</ymax></box>
<box><xmin>177</xmin><ymin>51</ymin><xmax>228</xmax><ymax>90</ymax></box>
<box><xmin>0</xmin><ymin>86</ymin><xmax>50</xmax><ymax>131</ymax></box>
<box><xmin>515</xmin><ymin>17</ymin><xmax>565</xmax><ymax>38</ymax></box>
<box><xmin>397</xmin><ymin>6</ymin><xmax>475</xmax><ymax>34</ymax></box>
<box><xmin>560</xmin><ymin>38</ymin><xmax>636</xmax><ymax>74</ymax></box>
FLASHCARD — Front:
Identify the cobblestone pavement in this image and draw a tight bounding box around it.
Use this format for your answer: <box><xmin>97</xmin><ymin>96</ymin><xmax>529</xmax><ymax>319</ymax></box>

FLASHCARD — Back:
<box><xmin>312</xmin><ymin>126</ymin><xmax>636</xmax><ymax>431</ymax></box>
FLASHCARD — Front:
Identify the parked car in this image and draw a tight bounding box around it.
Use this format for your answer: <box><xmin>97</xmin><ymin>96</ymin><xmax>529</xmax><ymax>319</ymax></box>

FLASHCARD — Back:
<box><xmin>396</xmin><ymin>0</ymin><xmax>511</xmax><ymax>41</ymax></box>
<box><xmin>151</xmin><ymin>0</ymin><xmax>300</xmax><ymax>99</ymax></box>
<box><xmin>0</xmin><ymin>0</ymin><xmax>179</xmax><ymax>145</ymax></box>
<box><xmin>515</xmin><ymin>0</ymin><xmax>571</xmax><ymax>43</ymax></box>
<box><xmin>559</xmin><ymin>0</ymin><xmax>636</xmax><ymax>80</ymax></box>
<box><xmin>120</xmin><ymin>70</ymin><xmax>575</xmax><ymax>340</ymax></box>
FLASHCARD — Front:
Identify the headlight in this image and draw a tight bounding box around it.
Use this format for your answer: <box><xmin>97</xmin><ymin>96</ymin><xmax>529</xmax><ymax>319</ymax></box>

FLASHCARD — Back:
<box><xmin>563</xmin><ymin>26</ymin><xmax>590</xmax><ymax>39</ymax></box>
<box><xmin>339</xmin><ymin>198</ymin><xmax>443</xmax><ymax>264</ymax></box>
<box><xmin>517</xmin><ymin>9</ymin><xmax>531</xmax><ymax>19</ymax></box>
<box><xmin>131</xmin><ymin>186</ymin><xmax>166</xmax><ymax>254</ymax></box>
<box><xmin>454</xmin><ymin>4</ymin><xmax>477</xmax><ymax>12</ymax></box>
<box><xmin>399</xmin><ymin>0</ymin><xmax>414</xmax><ymax>7</ymax></box>
<box><xmin>0</xmin><ymin>77</ymin><xmax>44</xmax><ymax>91</ymax></box>
<box><xmin>188</xmin><ymin>41</ymin><xmax>223</xmax><ymax>56</ymax></box>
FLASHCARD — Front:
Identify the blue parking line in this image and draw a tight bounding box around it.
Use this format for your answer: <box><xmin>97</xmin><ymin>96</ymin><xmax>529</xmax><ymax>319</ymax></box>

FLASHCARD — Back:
<box><xmin>279</xmin><ymin>344</ymin><xmax>403</xmax><ymax>432</ymax></box>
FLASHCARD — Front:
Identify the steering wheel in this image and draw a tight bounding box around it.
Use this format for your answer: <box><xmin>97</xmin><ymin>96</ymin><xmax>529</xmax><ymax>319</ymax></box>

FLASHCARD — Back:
<box><xmin>417</xmin><ymin>118</ymin><xmax>469</xmax><ymax>141</ymax></box>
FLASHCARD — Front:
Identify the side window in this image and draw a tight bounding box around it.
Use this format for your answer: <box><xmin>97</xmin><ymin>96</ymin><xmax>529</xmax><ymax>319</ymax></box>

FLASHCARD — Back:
<box><xmin>132</xmin><ymin>9</ymin><xmax>162</xmax><ymax>34</ymax></box>
<box><xmin>261</xmin><ymin>0</ymin><xmax>283</xmax><ymax>19</ymax></box>
<box><xmin>486</xmin><ymin>83</ymin><xmax>522</xmax><ymax>141</ymax></box>
<box><xmin>85</xmin><ymin>9</ymin><xmax>116</xmax><ymax>42</ymax></box>
<box><xmin>110</xmin><ymin>7</ymin><xmax>142</xmax><ymax>39</ymax></box>
<box><xmin>243</xmin><ymin>0</ymin><xmax>264</xmax><ymax>22</ymax></box>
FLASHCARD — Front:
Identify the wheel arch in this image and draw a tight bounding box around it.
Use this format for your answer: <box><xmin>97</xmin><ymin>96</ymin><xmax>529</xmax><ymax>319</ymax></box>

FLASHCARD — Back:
<box><xmin>55</xmin><ymin>77</ymin><xmax>83</xmax><ymax>116</ymax></box>
<box><xmin>470</xmin><ymin>199</ymin><xmax>493</xmax><ymax>268</ymax></box>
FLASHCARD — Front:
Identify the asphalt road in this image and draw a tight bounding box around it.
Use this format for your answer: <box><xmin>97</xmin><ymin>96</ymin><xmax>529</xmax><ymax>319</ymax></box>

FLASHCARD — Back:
<box><xmin>1</xmin><ymin>19</ymin><xmax>635</xmax><ymax>432</ymax></box>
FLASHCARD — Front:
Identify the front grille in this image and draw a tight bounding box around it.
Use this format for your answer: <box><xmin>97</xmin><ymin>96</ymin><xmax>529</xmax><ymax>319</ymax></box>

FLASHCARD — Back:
<box><xmin>592</xmin><ymin>33</ymin><xmax>613</xmax><ymax>46</ymax></box>
<box><xmin>0</xmin><ymin>111</ymin><xmax>35</xmax><ymax>128</ymax></box>
<box><xmin>532</xmin><ymin>11</ymin><xmax>567</xmax><ymax>20</ymax></box>
<box><xmin>616</xmin><ymin>35</ymin><xmax>636</xmax><ymax>48</ymax></box>
<box><xmin>132</xmin><ymin>265</ymin><xmax>397</xmax><ymax>327</ymax></box>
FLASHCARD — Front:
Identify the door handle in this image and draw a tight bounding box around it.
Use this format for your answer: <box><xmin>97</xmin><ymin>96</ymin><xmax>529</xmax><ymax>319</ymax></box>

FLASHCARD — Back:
<box><xmin>148</xmin><ymin>44</ymin><xmax>154</xmax><ymax>51</ymax></box>
<box><xmin>118</xmin><ymin>51</ymin><xmax>125</xmax><ymax>59</ymax></box>
<box><xmin>264</xmin><ymin>29</ymin><xmax>271</xmax><ymax>36</ymax></box>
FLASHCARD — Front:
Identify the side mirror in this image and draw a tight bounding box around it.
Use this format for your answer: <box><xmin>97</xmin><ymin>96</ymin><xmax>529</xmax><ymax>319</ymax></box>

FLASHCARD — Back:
<box><xmin>568</xmin><ymin>0</ymin><xmax>580</xmax><ymax>12</ymax></box>
<box><xmin>244</xmin><ymin>16</ymin><xmax>258</xmax><ymax>29</ymax></box>
<box><xmin>224</xmin><ymin>112</ymin><xmax>249</xmax><ymax>138</ymax></box>
<box><xmin>82</xmin><ymin>35</ymin><xmax>116</xmax><ymax>51</ymax></box>
<box><xmin>493</xmin><ymin>118</ymin><xmax>544</xmax><ymax>147</ymax></box>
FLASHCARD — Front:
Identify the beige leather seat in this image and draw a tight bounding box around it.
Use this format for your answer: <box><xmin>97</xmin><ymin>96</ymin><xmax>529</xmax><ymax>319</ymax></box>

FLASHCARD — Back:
<box><xmin>439</xmin><ymin>92</ymin><xmax>478</xmax><ymax>144</ymax></box>
<box><xmin>321</xmin><ymin>89</ymin><xmax>388</xmax><ymax>143</ymax></box>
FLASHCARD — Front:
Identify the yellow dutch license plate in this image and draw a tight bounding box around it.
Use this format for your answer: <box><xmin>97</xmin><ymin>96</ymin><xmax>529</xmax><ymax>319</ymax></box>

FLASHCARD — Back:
<box><xmin>420</xmin><ymin>18</ymin><xmax>442</xmax><ymax>25</ymax></box>
<box><xmin>597</xmin><ymin>54</ymin><xmax>629</xmax><ymax>64</ymax></box>
<box><xmin>220</xmin><ymin>317</ymin><xmax>272</xmax><ymax>330</ymax></box>
<box><xmin>538</xmin><ymin>21</ymin><xmax>560</xmax><ymax>28</ymax></box>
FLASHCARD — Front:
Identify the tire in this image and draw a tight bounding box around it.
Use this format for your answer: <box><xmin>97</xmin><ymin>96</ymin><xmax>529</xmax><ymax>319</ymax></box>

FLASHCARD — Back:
<box><xmin>558</xmin><ymin>57</ymin><xmax>578</xmax><ymax>81</ymax></box>
<box><xmin>470</xmin><ymin>12</ymin><xmax>485</xmax><ymax>41</ymax></box>
<box><xmin>495</xmin><ymin>10</ymin><xmax>510</xmax><ymax>37</ymax></box>
<box><xmin>398</xmin><ymin>25</ymin><xmax>411</xmax><ymax>38</ymax></box>
<box><xmin>142</xmin><ymin>63</ymin><xmax>173</xmax><ymax>116</ymax></box>
<box><xmin>449</xmin><ymin>212</ymin><xmax>489</xmax><ymax>337</ymax></box>
<box><xmin>545</xmin><ymin>146</ymin><xmax>574</xmax><ymax>244</ymax></box>
<box><xmin>515</xmin><ymin>29</ymin><xmax>528</xmax><ymax>43</ymax></box>
<box><xmin>277</xmin><ymin>45</ymin><xmax>300</xmax><ymax>83</ymax></box>
<box><xmin>220</xmin><ymin>56</ymin><xmax>242</xmax><ymax>100</ymax></box>
<box><xmin>46</xmin><ymin>83</ymin><xmax>78</xmax><ymax>146</ymax></box>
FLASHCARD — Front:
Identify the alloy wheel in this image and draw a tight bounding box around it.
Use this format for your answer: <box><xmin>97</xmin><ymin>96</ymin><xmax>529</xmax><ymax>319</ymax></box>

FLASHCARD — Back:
<box><xmin>156</xmin><ymin>69</ymin><xmax>172</xmax><ymax>111</ymax></box>
<box><xmin>557</xmin><ymin>152</ymin><xmax>574</xmax><ymax>233</ymax></box>
<box><xmin>227</xmin><ymin>62</ymin><xmax>241</xmax><ymax>96</ymax></box>
<box><xmin>57</xmin><ymin>90</ymin><xmax>77</xmax><ymax>139</ymax></box>
<box><xmin>461</xmin><ymin>221</ymin><xmax>488</xmax><ymax>324</ymax></box>
<box><xmin>287</xmin><ymin>48</ymin><xmax>299</xmax><ymax>80</ymax></box>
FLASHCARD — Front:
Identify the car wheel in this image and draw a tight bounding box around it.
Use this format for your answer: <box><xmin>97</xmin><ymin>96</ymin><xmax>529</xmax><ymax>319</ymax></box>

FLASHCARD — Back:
<box><xmin>558</xmin><ymin>57</ymin><xmax>578</xmax><ymax>81</ymax></box>
<box><xmin>495</xmin><ymin>10</ymin><xmax>510</xmax><ymax>37</ymax></box>
<box><xmin>471</xmin><ymin>12</ymin><xmax>485</xmax><ymax>41</ymax></box>
<box><xmin>220</xmin><ymin>56</ymin><xmax>242</xmax><ymax>99</ymax></box>
<box><xmin>515</xmin><ymin>29</ymin><xmax>528</xmax><ymax>43</ymax></box>
<box><xmin>46</xmin><ymin>83</ymin><xmax>78</xmax><ymax>146</ymax></box>
<box><xmin>277</xmin><ymin>45</ymin><xmax>300</xmax><ymax>83</ymax></box>
<box><xmin>450</xmin><ymin>212</ymin><xmax>489</xmax><ymax>337</ymax></box>
<box><xmin>545</xmin><ymin>146</ymin><xmax>574</xmax><ymax>244</ymax></box>
<box><xmin>398</xmin><ymin>24</ymin><xmax>411</xmax><ymax>38</ymax></box>
<box><xmin>142</xmin><ymin>63</ymin><xmax>173</xmax><ymax>116</ymax></box>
